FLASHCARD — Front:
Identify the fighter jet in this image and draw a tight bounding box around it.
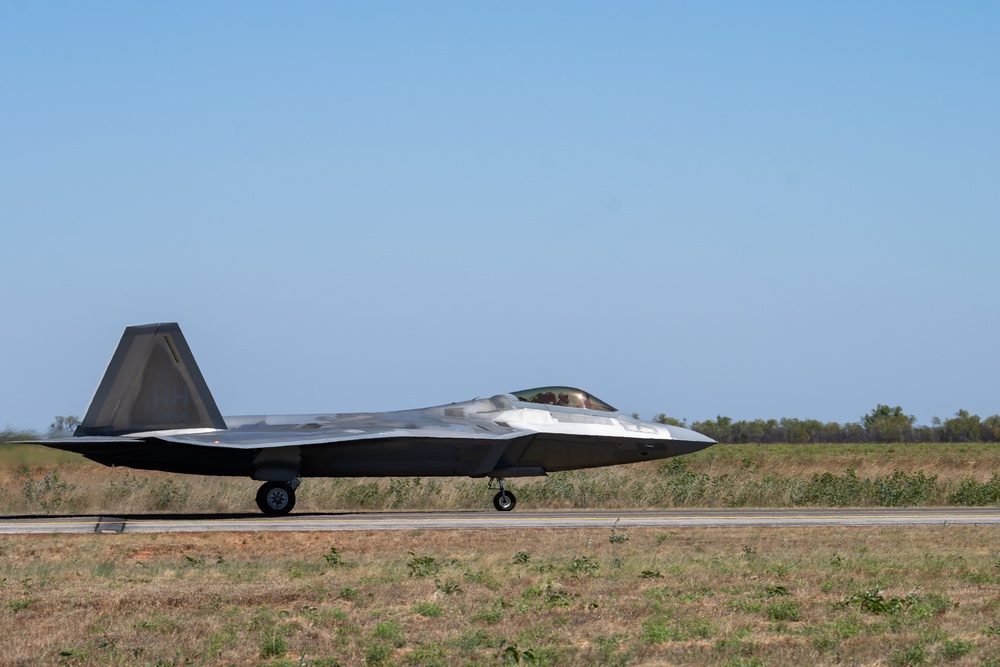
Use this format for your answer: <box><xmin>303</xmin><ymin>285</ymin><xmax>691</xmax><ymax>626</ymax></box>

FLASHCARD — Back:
<box><xmin>28</xmin><ymin>323</ymin><xmax>715</xmax><ymax>515</ymax></box>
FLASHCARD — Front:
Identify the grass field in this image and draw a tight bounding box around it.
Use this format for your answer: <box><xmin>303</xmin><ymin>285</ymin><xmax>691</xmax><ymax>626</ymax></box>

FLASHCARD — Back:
<box><xmin>3</xmin><ymin>442</ymin><xmax>1000</xmax><ymax>665</ymax></box>
<box><xmin>3</xmin><ymin>527</ymin><xmax>1000</xmax><ymax>665</ymax></box>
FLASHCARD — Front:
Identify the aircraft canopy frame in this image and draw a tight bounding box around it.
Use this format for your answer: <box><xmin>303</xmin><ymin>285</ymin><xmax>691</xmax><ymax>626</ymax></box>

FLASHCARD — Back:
<box><xmin>511</xmin><ymin>387</ymin><xmax>617</xmax><ymax>412</ymax></box>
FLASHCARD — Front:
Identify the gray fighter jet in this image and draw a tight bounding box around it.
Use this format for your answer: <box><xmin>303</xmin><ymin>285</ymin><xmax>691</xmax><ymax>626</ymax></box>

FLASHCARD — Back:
<box><xmin>29</xmin><ymin>323</ymin><xmax>715</xmax><ymax>515</ymax></box>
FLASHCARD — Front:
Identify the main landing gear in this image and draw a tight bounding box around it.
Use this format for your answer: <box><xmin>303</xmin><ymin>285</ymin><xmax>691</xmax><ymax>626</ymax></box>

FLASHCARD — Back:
<box><xmin>254</xmin><ymin>478</ymin><xmax>517</xmax><ymax>515</ymax></box>
<box><xmin>490</xmin><ymin>478</ymin><xmax>516</xmax><ymax>512</ymax></box>
<box><xmin>256</xmin><ymin>479</ymin><xmax>300</xmax><ymax>516</ymax></box>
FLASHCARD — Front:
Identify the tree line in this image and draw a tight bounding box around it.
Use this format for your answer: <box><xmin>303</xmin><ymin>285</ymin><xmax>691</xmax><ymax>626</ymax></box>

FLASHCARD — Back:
<box><xmin>0</xmin><ymin>416</ymin><xmax>81</xmax><ymax>442</ymax></box>
<box><xmin>3</xmin><ymin>409</ymin><xmax>1000</xmax><ymax>445</ymax></box>
<box><xmin>655</xmin><ymin>405</ymin><xmax>1000</xmax><ymax>444</ymax></box>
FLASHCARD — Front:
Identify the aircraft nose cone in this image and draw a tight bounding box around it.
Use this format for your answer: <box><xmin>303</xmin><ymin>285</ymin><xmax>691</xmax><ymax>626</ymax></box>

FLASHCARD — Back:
<box><xmin>658</xmin><ymin>423</ymin><xmax>717</xmax><ymax>450</ymax></box>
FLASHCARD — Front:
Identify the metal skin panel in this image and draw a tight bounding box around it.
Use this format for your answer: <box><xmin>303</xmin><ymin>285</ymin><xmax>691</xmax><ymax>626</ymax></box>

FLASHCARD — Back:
<box><xmin>27</xmin><ymin>324</ymin><xmax>716</xmax><ymax>500</ymax></box>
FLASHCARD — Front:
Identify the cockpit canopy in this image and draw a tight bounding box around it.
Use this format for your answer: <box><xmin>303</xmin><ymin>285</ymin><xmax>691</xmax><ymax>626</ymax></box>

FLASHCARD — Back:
<box><xmin>511</xmin><ymin>387</ymin><xmax>617</xmax><ymax>412</ymax></box>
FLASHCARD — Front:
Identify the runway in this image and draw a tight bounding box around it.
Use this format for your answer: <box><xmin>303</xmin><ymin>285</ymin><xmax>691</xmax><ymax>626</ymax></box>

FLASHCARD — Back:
<box><xmin>3</xmin><ymin>507</ymin><xmax>1000</xmax><ymax>534</ymax></box>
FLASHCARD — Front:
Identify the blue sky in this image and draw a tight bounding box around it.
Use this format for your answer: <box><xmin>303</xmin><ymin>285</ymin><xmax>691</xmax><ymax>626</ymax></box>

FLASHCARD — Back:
<box><xmin>2</xmin><ymin>3</ymin><xmax>998</xmax><ymax>431</ymax></box>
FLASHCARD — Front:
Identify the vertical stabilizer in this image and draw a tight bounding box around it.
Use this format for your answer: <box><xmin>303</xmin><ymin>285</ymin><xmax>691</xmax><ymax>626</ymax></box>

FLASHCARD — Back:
<box><xmin>76</xmin><ymin>323</ymin><xmax>227</xmax><ymax>436</ymax></box>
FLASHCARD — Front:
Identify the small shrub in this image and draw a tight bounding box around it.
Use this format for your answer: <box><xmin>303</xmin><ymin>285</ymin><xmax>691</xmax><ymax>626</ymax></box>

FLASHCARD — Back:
<box><xmin>544</xmin><ymin>583</ymin><xmax>577</xmax><ymax>608</ymax></box>
<box><xmin>795</xmin><ymin>468</ymin><xmax>940</xmax><ymax>507</ymax></box>
<box><xmin>842</xmin><ymin>589</ymin><xmax>914</xmax><ymax>615</ymax></box>
<box><xmin>715</xmin><ymin>636</ymin><xmax>757</xmax><ymax>656</ymax></box>
<box><xmin>323</xmin><ymin>547</ymin><xmax>345</xmax><ymax>566</ymax></box>
<box><xmin>343</xmin><ymin>481</ymin><xmax>381</xmax><ymax>507</ymax></box>
<box><xmin>767</xmin><ymin>599</ymin><xmax>800</xmax><ymax>622</ymax></box>
<box><xmin>464</xmin><ymin>569</ymin><xmax>499</xmax><ymax>590</ymax></box>
<box><xmin>471</xmin><ymin>608</ymin><xmax>502</xmax><ymax>624</ymax></box>
<box><xmin>149</xmin><ymin>479</ymin><xmax>190</xmax><ymax>509</ymax></box>
<box><xmin>8</xmin><ymin>598</ymin><xmax>31</xmax><ymax>612</ymax></box>
<box><xmin>873</xmin><ymin>470</ymin><xmax>939</xmax><ymax>506</ymax></box>
<box><xmin>435</xmin><ymin>579</ymin><xmax>461</xmax><ymax>595</ymax></box>
<box><xmin>454</xmin><ymin>629</ymin><xmax>491</xmax><ymax>651</ymax></box>
<box><xmin>908</xmin><ymin>592</ymin><xmax>954</xmax><ymax>620</ymax></box>
<box><xmin>93</xmin><ymin>561</ymin><xmax>116</xmax><ymax>578</ymax></box>
<box><xmin>259</xmin><ymin>635</ymin><xmax>287</xmax><ymax>658</ymax></box>
<box><xmin>890</xmin><ymin>642</ymin><xmax>926</xmax><ymax>666</ymax></box>
<box><xmin>609</xmin><ymin>521</ymin><xmax>630</xmax><ymax>544</ymax></box>
<box><xmin>104</xmin><ymin>473</ymin><xmax>148</xmax><ymax>500</ymax></box>
<box><xmin>812</xmin><ymin>635</ymin><xmax>838</xmax><ymax>652</ymax></box>
<box><xmin>372</xmin><ymin>620</ymin><xmax>405</xmax><ymax>647</ymax></box>
<box><xmin>413</xmin><ymin>601</ymin><xmax>444</xmax><ymax>618</ymax></box>
<box><xmin>567</xmin><ymin>555</ymin><xmax>600</xmax><ymax>576</ymax></box>
<box><xmin>407</xmin><ymin>642</ymin><xmax>448</xmax><ymax>666</ymax></box>
<box><xmin>660</xmin><ymin>457</ymin><xmax>689</xmax><ymax>475</ymax></box>
<box><xmin>408</xmin><ymin>553</ymin><xmax>442</xmax><ymax>578</ymax></box>
<box><xmin>20</xmin><ymin>468</ymin><xmax>76</xmax><ymax>511</ymax></box>
<box><xmin>941</xmin><ymin>638</ymin><xmax>975</xmax><ymax>659</ymax></box>
<box><xmin>365</xmin><ymin>642</ymin><xmax>393</xmax><ymax>666</ymax></box>
<box><xmin>949</xmin><ymin>476</ymin><xmax>1000</xmax><ymax>505</ymax></box>
<box><xmin>642</xmin><ymin>615</ymin><xmax>713</xmax><ymax>643</ymax></box>
<box><xmin>501</xmin><ymin>643</ymin><xmax>537</xmax><ymax>665</ymax></box>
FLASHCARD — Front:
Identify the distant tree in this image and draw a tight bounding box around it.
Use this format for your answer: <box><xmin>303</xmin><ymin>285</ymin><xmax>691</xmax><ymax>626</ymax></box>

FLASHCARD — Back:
<box><xmin>645</xmin><ymin>405</ymin><xmax>998</xmax><ymax>444</ymax></box>
<box><xmin>982</xmin><ymin>415</ymin><xmax>1000</xmax><ymax>442</ymax></box>
<box><xmin>48</xmin><ymin>415</ymin><xmax>81</xmax><ymax>437</ymax></box>
<box><xmin>762</xmin><ymin>419</ymin><xmax>784</xmax><ymax>443</ymax></box>
<box><xmin>727</xmin><ymin>419</ymin><xmax>755</xmax><ymax>444</ymax></box>
<box><xmin>819</xmin><ymin>421</ymin><xmax>844</xmax><ymax>443</ymax></box>
<box><xmin>942</xmin><ymin>410</ymin><xmax>982</xmax><ymax>442</ymax></box>
<box><xmin>862</xmin><ymin>405</ymin><xmax>916</xmax><ymax>442</ymax></box>
<box><xmin>911</xmin><ymin>424</ymin><xmax>937</xmax><ymax>443</ymax></box>
<box><xmin>839</xmin><ymin>422</ymin><xmax>867</xmax><ymax>443</ymax></box>
<box><xmin>653</xmin><ymin>413</ymin><xmax>687</xmax><ymax>427</ymax></box>
<box><xmin>0</xmin><ymin>426</ymin><xmax>39</xmax><ymax>443</ymax></box>
<box><xmin>691</xmin><ymin>416</ymin><xmax>732</xmax><ymax>443</ymax></box>
<box><xmin>780</xmin><ymin>418</ymin><xmax>825</xmax><ymax>444</ymax></box>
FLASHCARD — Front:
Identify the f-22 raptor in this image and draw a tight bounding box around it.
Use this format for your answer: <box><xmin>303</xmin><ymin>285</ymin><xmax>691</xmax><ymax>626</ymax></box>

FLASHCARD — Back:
<box><xmin>30</xmin><ymin>323</ymin><xmax>715</xmax><ymax>515</ymax></box>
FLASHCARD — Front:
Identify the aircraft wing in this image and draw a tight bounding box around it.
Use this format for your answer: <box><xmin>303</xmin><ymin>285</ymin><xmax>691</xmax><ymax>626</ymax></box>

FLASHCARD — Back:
<box><xmin>28</xmin><ymin>403</ymin><xmax>534</xmax><ymax>451</ymax></box>
<box><xmin>155</xmin><ymin>422</ymin><xmax>534</xmax><ymax>450</ymax></box>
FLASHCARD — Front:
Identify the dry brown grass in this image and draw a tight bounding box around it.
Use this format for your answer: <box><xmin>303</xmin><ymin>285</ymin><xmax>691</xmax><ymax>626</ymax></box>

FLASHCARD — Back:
<box><xmin>5</xmin><ymin>441</ymin><xmax>1000</xmax><ymax>516</ymax></box>
<box><xmin>2</xmin><ymin>526</ymin><xmax>1000</xmax><ymax>665</ymax></box>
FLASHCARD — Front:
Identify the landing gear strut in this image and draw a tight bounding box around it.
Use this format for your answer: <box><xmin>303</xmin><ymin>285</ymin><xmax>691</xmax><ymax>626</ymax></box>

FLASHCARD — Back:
<box><xmin>255</xmin><ymin>479</ymin><xmax>299</xmax><ymax>516</ymax></box>
<box><xmin>490</xmin><ymin>478</ymin><xmax>516</xmax><ymax>512</ymax></box>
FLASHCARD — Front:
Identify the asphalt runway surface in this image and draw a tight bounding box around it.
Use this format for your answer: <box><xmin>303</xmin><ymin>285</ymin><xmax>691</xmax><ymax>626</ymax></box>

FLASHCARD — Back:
<box><xmin>3</xmin><ymin>508</ymin><xmax>1000</xmax><ymax>534</ymax></box>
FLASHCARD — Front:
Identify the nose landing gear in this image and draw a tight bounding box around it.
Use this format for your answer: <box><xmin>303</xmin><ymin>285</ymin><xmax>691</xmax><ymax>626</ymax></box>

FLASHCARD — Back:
<box><xmin>489</xmin><ymin>478</ymin><xmax>516</xmax><ymax>512</ymax></box>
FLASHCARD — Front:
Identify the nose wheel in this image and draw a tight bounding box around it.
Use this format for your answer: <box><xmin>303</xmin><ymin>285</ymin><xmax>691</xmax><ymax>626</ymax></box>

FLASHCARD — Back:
<box><xmin>256</xmin><ymin>480</ymin><xmax>297</xmax><ymax>516</ymax></box>
<box><xmin>490</xmin><ymin>478</ymin><xmax>516</xmax><ymax>511</ymax></box>
<box><xmin>493</xmin><ymin>490</ymin><xmax>516</xmax><ymax>511</ymax></box>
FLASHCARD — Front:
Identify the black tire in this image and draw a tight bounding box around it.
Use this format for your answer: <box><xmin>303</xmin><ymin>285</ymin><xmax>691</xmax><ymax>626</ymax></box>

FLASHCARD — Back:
<box><xmin>493</xmin><ymin>490</ymin><xmax>516</xmax><ymax>512</ymax></box>
<box><xmin>256</xmin><ymin>481</ymin><xmax>296</xmax><ymax>516</ymax></box>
